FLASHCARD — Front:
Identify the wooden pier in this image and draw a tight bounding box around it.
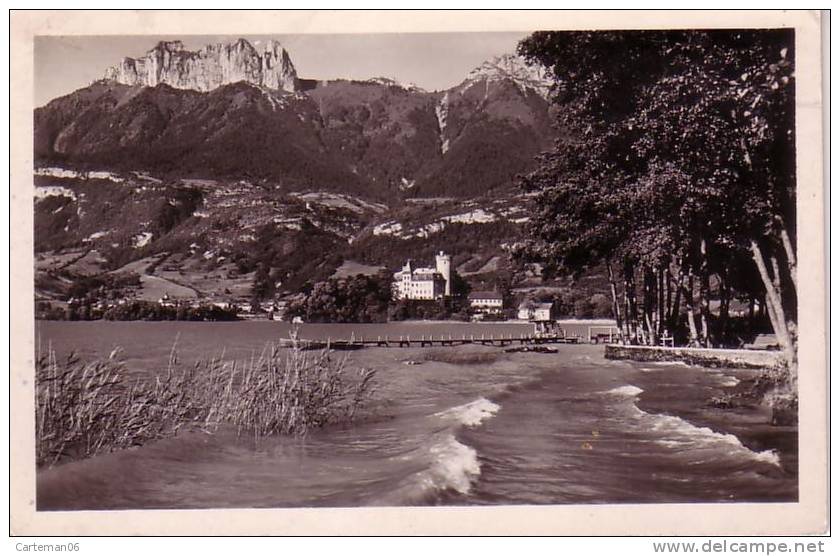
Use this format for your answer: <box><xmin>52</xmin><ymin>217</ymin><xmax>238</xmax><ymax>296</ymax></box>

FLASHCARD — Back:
<box><xmin>281</xmin><ymin>332</ymin><xmax>582</xmax><ymax>351</ymax></box>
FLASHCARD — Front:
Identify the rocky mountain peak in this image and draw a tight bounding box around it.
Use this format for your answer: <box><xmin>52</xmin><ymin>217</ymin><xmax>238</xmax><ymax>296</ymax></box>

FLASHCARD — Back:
<box><xmin>104</xmin><ymin>38</ymin><xmax>299</xmax><ymax>93</ymax></box>
<box><xmin>153</xmin><ymin>40</ymin><xmax>187</xmax><ymax>53</ymax></box>
<box><xmin>463</xmin><ymin>53</ymin><xmax>552</xmax><ymax>97</ymax></box>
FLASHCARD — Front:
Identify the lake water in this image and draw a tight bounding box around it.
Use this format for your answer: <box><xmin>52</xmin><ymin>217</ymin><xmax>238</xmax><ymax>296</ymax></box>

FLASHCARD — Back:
<box><xmin>34</xmin><ymin>321</ymin><xmax>797</xmax><ymax>510</ymax></box>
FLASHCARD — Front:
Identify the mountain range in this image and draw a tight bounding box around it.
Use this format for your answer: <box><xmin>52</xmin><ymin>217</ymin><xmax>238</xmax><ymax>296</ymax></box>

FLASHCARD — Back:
<box><xmin>33</xmin><ymin>38</ymin><xmax>578</xmax><ymax>311</ymax></box>
<box><xmin>36</xmin><ymin>38</ymin><xmax>555</xmax><ymax>200</ymax></box>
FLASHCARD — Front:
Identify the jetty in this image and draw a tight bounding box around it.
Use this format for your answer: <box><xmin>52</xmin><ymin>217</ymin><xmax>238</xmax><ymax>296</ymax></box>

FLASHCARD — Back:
<box><xmin>279</xmin><ymin>331</ymin><xmax>582</xmax><ymax>351</ymax></box>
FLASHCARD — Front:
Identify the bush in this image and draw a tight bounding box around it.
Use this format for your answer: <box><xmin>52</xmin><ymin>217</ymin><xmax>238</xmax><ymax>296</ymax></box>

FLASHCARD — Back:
<box><xmin>35</xmin><ymin>339</ymin><xmax>377</xmax><ymax>467</ymax></box>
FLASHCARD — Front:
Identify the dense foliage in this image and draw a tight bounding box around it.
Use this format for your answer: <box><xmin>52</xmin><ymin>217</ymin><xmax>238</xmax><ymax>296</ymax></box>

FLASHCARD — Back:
<box><xmin>242</xmin><ymin>220</ymin><xmax>346</xmax><ymax>297</ymax></box>
<box><xmin>518</xmin><ymin>30</ymin><xmax>797</xmax><ymax>366</ymax></box>
<box><xmin>37</xmin><ymin>300</ymin><xmax>239</xmax><ymax>321</ymax></box>
<box><xmin>285</xmin><ymin>272</ymin><xmax>394</xmax><ymax>323</ymax></box>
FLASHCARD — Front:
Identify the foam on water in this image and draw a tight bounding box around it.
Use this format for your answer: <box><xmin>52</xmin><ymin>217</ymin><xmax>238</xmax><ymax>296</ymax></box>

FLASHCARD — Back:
<box><xmin>603</xmin><ymin>384</ymin><xmax>781</xmax><ymax>468</ymax></box>
<box><xmin>645</xmin><ymin>411</ymin><xmax>781</xmax><ymax>467</ymax></box>
<box><xmin>652</xmin><ymin>360</ymin><xmax>692</xmax><ymax>367</ymax></box>
<box><xmin>375</xmin><ymin>433</ymin><xmax>483</xmax><ymax>505</ymax></box>
<box><xmin>436</xmin><ymin>397</ymin><xmax>501</xmax><ymax>427</ymax></box>
<box><xmin>718</xmin><ymin>376</ymin><xmax>741</xmax><ymax>387</ymax></box>
<box><xmin>378</xmin><ymin>398</ymin><xmax>500</xmax><ymax>504</ymax></box>
<box><xmin>604</xmin><ymin>385</ymin><xmax>644</xmax><ymax>397</ymax></box>
<box><xmin>427</xmin><ymin>434</ymin><xmax>482</xmax><ymax>494</ymax></box>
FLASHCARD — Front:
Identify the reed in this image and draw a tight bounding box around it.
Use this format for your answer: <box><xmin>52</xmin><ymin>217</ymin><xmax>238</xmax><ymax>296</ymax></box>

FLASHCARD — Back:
<box><xmin>35</xmin><ymin>338</ymin><xmax>377</xmax><ymax>467</ymax></box>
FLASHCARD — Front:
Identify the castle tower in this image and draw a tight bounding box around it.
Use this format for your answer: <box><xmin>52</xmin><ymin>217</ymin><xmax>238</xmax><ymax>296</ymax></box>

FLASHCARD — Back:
<box><xmin>435</xmin><ymin>251</ymin><xmax>451</xmax><ymax>296</ymax></box>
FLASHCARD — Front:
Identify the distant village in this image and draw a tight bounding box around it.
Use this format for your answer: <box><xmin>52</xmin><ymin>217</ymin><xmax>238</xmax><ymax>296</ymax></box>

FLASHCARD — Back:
<box><xmin>39</xmin><ymin>250</ymin><xmax>567</xmax><ymax>325</ymax></box>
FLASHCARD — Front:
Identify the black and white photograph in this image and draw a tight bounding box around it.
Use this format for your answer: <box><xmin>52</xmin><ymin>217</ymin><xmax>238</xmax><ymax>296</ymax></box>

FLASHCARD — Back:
<box><xmin>10</xmin><ymin>10</ymin><xmax>827</xmax><ymax>537</ymax></box>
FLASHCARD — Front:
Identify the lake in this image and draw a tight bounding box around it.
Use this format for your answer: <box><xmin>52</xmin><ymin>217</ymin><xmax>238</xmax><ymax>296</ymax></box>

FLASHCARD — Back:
<box><xmin>34</xmin><ymin>320</ymin><xmax>797</xmax><ymax>510</ymax></box>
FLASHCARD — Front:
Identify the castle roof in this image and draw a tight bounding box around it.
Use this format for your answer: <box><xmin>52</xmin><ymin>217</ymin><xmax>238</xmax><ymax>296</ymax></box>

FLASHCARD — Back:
<box><xmin>468</xmin><ymin>291</ymin><xmax>503</xmax><ymax>300</ymax></box>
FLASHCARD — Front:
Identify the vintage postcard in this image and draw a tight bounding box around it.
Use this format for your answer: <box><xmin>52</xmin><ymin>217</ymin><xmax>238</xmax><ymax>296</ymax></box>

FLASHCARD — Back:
<box><xmin>9</xmin><ymin>10</ymin><xmax>827</xmax><ymax>536</ymax></box>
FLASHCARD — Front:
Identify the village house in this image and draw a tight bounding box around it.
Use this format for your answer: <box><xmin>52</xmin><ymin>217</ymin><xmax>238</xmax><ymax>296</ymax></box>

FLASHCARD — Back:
<box><xmin>392</xmin><ymin>251</ymin><xmax>451</xmax><ymax>300</ymax></box>
<box><xmin>517</xmin><ymin>300</ymin><xmax>555</xmax><ymax>322</ymax></box>
<box><xmin>518</xmin><ymin>300</ymin><xmax>561</xmax><ymax>336</ymax></box>
<box><xmin>468</xmin><ymin>291</ymin><xmax>504</xmax><ymax>314</ymax></box>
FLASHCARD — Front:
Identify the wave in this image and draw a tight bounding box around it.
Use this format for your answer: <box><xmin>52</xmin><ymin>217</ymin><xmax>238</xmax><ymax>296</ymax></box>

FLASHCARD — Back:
<box><xmin>602</xmin><ymin>384</ymin><xmax>781</xmax><ymax>468</ymax></box>
<box><xmin>373</xmin><ymin>433</ymin><xmax>482</xmax><ymax>505</ymax></box>
<box><xmin>375</xmin><ymin>398</ymin><xmax>501</xmax><ymax>505</ymax></box>
<box><xmin>603</xmin><ymin>385</ymin><xmax>644</xmax><ymax>397</ymax></box>
<box><xmin>435</xmin><ymin>397</ymin><xmax>500</xmax><ymax>427</ymax></box>
<box><xmin>646</xmin><ymin>412</ymin><xmax>781</xmax><ymax>467</ymax></box>
<box><xmin>427</xmin><ymin>434</ymin><xmax>482</xmax><ymax>494</ymax></box>
<box><xmin>389</xmin><ymin>398</ymin><xmax>500</xmax><ymax>502</ymax></box>
<box><xmin>717</xmin><ymin>376</ymin><xmax>741</xmax><ymax>387</ymax></box>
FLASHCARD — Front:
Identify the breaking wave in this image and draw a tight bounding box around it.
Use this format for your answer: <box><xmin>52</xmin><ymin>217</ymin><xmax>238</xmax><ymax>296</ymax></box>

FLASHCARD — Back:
<box><xmin>388</xmin><ymin>398</ymin><xmax>500</xmax><ymax>503</ymax></box>
<box><xmin>425</xmin><ymin>433</ymin><xmax>482</xmax><ymax>494</ymax></box>
<box><xmin>435</xmin><ymin>397</ymin><xmax>500</xmax><ymax>427</ymax></box>
<box><xmin>603</xmin><ymin>384</ymin><xmax>781</xmax><ymax>468</ymax></box>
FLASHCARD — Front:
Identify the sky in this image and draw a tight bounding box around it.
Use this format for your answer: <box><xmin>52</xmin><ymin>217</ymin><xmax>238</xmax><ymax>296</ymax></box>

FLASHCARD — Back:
<box><xmin>34</xmin><ymin>32</ymin><xmax>531</xmax><ymax>106</ymax></box>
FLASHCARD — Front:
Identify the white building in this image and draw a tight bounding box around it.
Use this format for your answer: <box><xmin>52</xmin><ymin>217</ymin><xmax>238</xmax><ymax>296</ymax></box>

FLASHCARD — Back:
<box><xmin>468</xmin><ymin>291</ymin><xmax>504</xmax><ymax>314</ymax></box>
<box><xmin>393</xmin><ymin>251</ymin><xmax>451</xmax><ymax>300</ymax></box>
<box><xmin>517</xmin><ymin>300</ymin><xmax>555</xmax><ymax>322</ymax></box>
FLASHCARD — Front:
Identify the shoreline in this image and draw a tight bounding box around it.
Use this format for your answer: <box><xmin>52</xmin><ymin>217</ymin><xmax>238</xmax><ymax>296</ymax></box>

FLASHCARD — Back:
<box><xmin>634</xmin><ymin>368</ymin><xmax>798</xmax><ymax>478</ymax></box>
<box><xmin>602</xmin><ymin>344</ymin><xmax>796</xmax><ymax>477</ymax></box>
<box><xmin>604</xmin><ymin>343</ymin><xmax>783</xmax><ymax>369</ymax></box>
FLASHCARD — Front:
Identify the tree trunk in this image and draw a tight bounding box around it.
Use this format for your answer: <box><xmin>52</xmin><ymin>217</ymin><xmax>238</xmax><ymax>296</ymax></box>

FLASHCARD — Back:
<box><xmin>642</xmin><ymin>267</ymin><xmax>654</xmax><ymax>345</ymax></box>
<box><xmin>624</xmin><ymin>262</ymin><xmax>639</xmax><ymax>343</ymax></box>
<box><xmin>750</xmin><ymin>239</ymin><xmax>795</xmax><ymax>368</ymax></box>
<box><xmin>776</xmin><ymin>215</ymin><xmax>797</xmax><ymax>287</ymax></box>
<box><xmin>657</xmin><ymin>267</ymin><xmax>666</xmax><ymax>338</ymax></box>
<box><xmin>765</xmin><ymin>291</ymin><xmax>784</xmax><ymax>351</ymax></box>
<box><xmin>747</xmin><ymin>294</ymin><xmax>755</xmax><ymax>331</ymax></box>
<box><xmin>699</xmin><ymin>239</ymin><xmax>712</xmax><ymax>347</ymax></box>
<box><xmin>664</xmin><ymin>266</ymin><xmax>673</xmax><ymax>332</ymax></box>
<box><xmin>719</xmin><ymin>269</ymin><xmax>730</xmax><ymax>345</ymax></box>
<box><xmin>684</xmin><ymin>269</ymin><xmax>700</xmax><ymax>347</ymax></box>
<box><xmin>622</xmin><ymin>267</ymin><xmax>632</xmax><ymax>342</ymax></box>
<box><xmin>644</xmin><ymin>312</ymin><xmax>656</xmax><ymax>346</ymax></box>
<box><xmin>606</xmin><ymin>260</ymin><xmax>625</xmax><ymax>343</ymax></box>
<box><xmin>669</xmin><ymin>263</ymin><xmax>684</xmax><ymax>335</ymax></box>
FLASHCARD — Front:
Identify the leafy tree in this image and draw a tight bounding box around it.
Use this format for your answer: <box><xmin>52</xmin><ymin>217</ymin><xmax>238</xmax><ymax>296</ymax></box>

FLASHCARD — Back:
<box><xmin>286</xmin><ymin>273</ymin><xmax>393</xmax><ymax>323</ymax></box>
<box><xmin>518</xmin><ymin>29</ymin><xmax>796</xmax><ymax>365</ymax></box>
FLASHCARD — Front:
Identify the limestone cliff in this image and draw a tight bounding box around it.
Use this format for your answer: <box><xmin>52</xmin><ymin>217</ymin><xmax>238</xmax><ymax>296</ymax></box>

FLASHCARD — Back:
<box><xmin>104</xmin><ymin>38</ymin><xmax>298</xmax><ymax>92</ymax></box>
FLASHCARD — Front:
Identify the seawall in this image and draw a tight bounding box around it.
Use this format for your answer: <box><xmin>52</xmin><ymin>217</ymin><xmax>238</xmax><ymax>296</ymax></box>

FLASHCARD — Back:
<box><xmin>604</xmin><ymin>344</ymin><xmax>782</xmax><ymax>369</ymax></box>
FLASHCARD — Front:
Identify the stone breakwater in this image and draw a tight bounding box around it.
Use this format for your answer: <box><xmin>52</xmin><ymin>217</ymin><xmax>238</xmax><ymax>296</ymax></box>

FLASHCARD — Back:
<box><xmin>604</xmin><ymin>344</ymin><xmax>783</xmax><ymax>369</ymax></box>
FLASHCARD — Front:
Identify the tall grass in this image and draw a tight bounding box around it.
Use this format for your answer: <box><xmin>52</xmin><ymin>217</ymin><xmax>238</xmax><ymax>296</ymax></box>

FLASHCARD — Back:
<box><xmin>35</xmin><ymin>338</ymin><xmax>377</xmax><ymax>467</ymax></box>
